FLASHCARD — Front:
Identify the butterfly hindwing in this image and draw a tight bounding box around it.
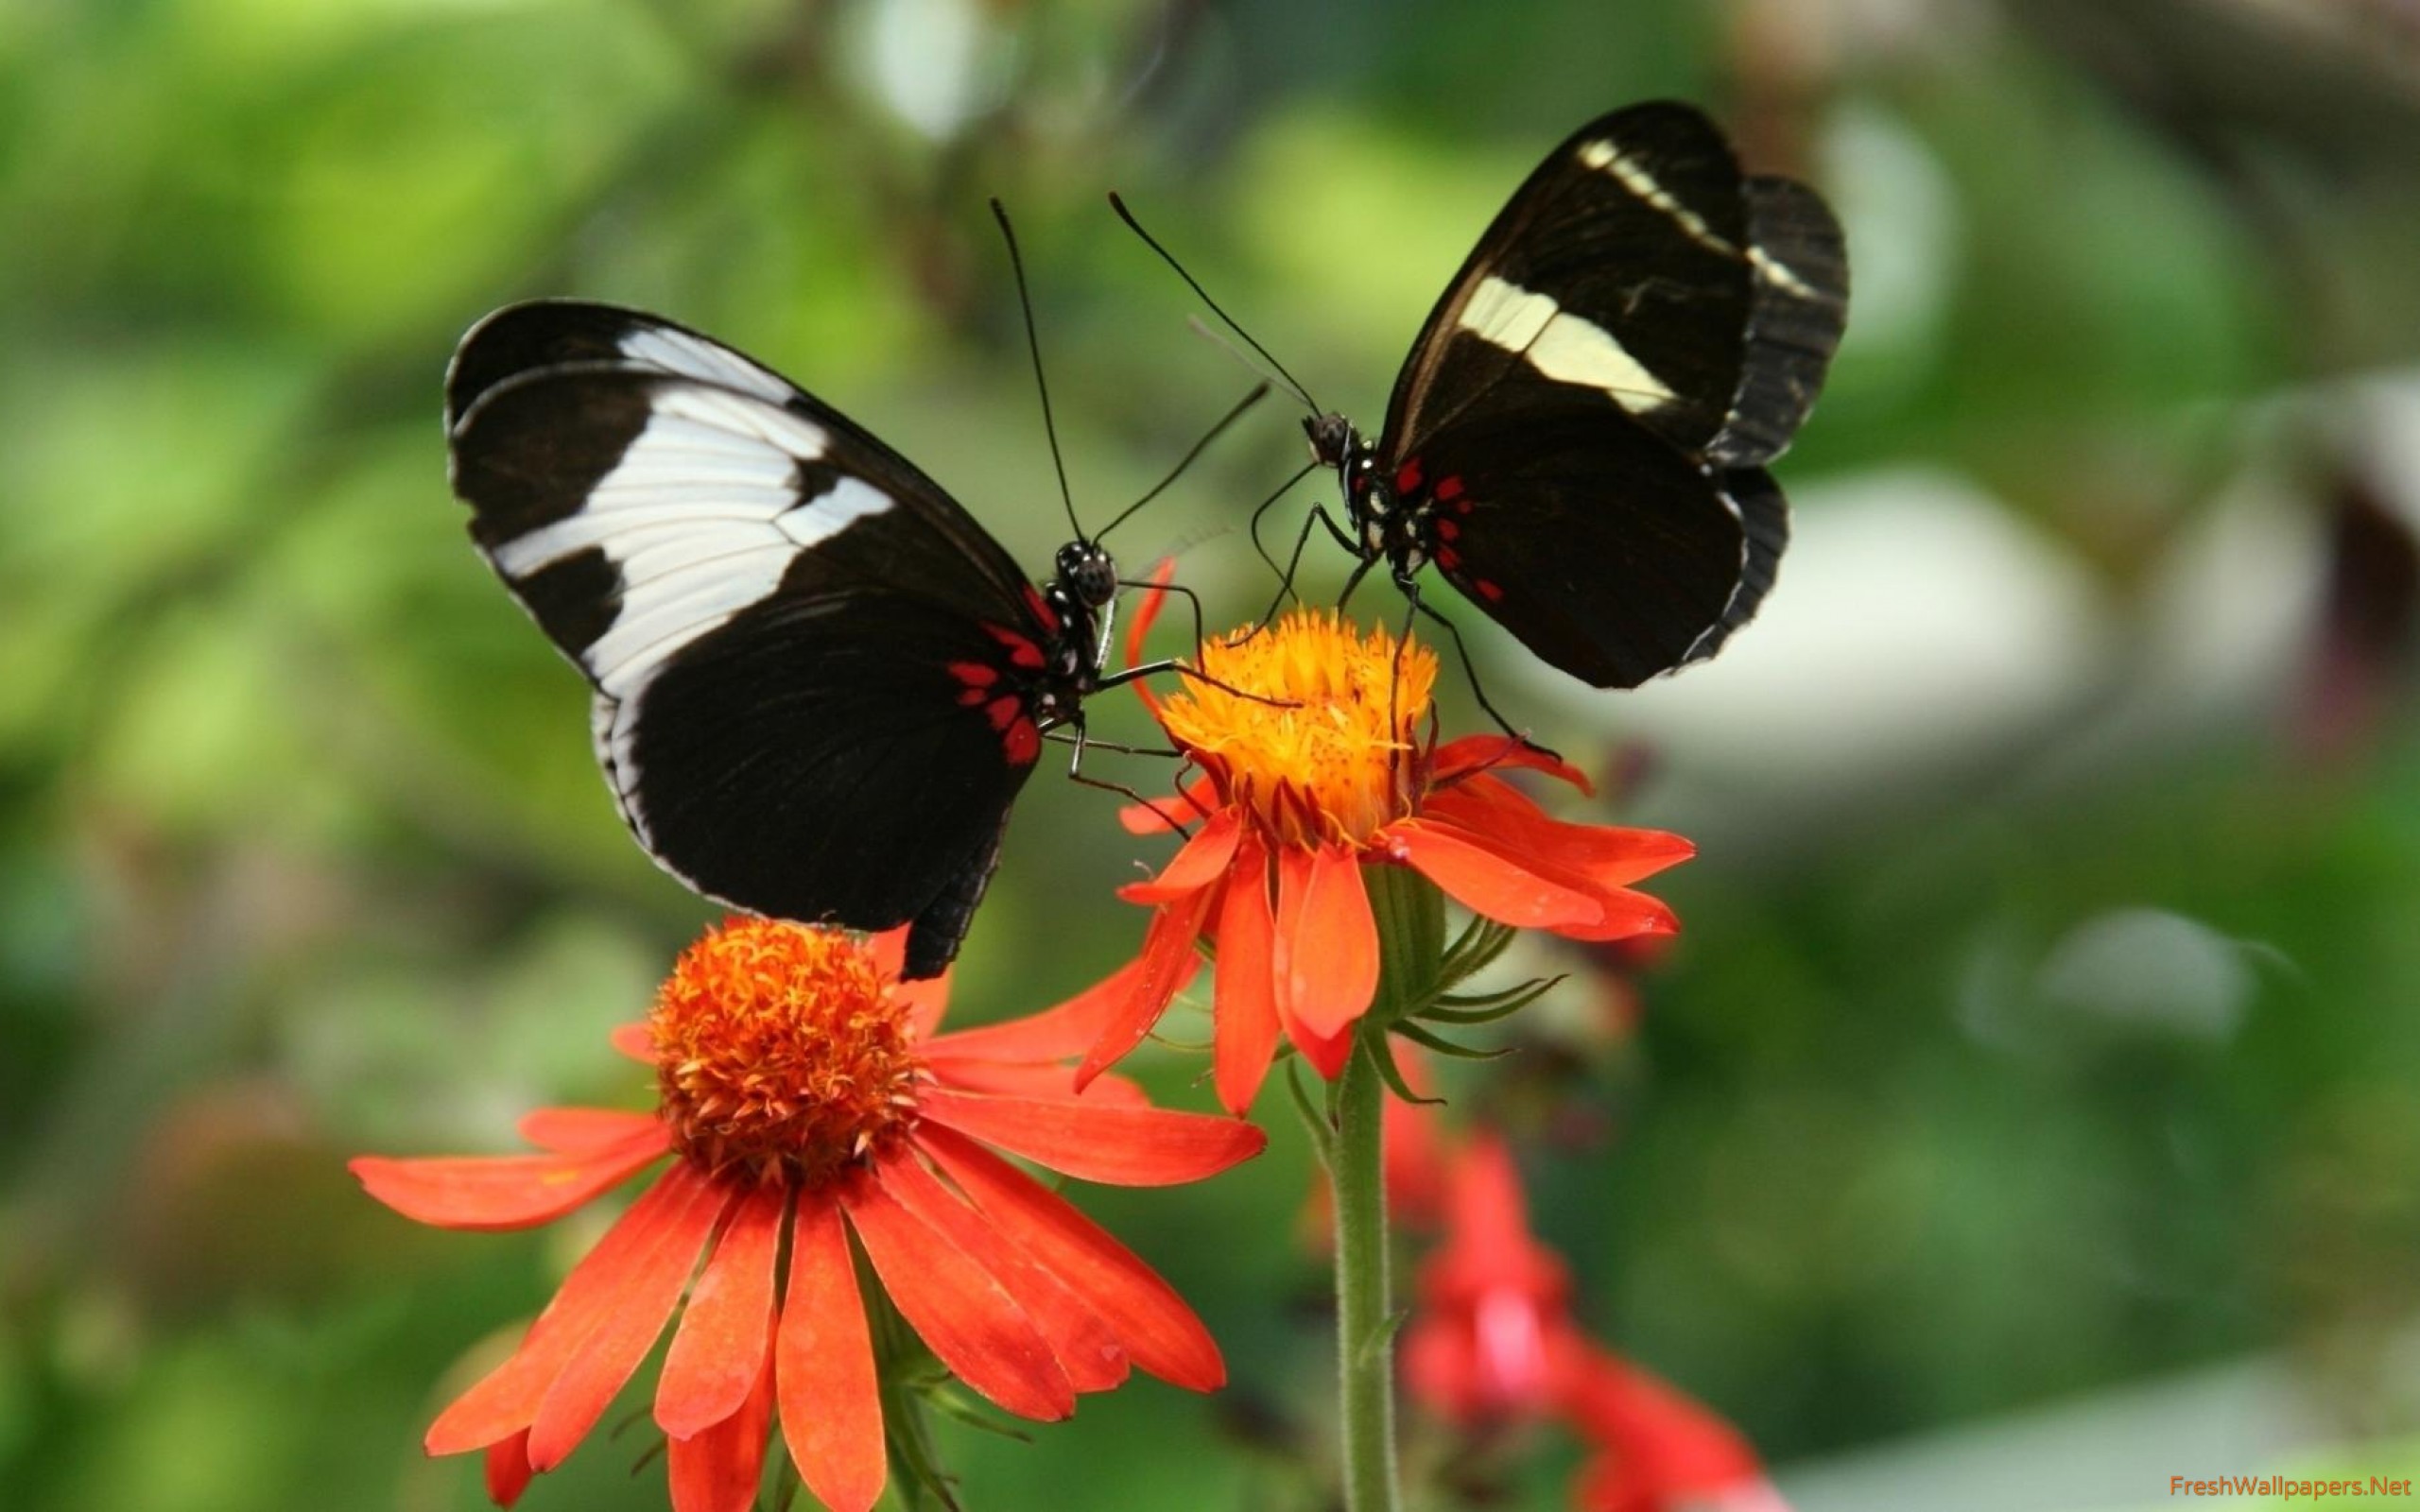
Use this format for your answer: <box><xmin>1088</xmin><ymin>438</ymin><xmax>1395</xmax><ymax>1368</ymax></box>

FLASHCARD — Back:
<box><xmin>595</xmin><ymin>579</ymin><xmax>1041</xmax><ymax>971</ymax></box>
<box><xmin>1712</xmin><ymin>176</ymin><xmax>1850</xmax><ymax>467</ymax></box>
<box><xmin>1399</xmin><ymin>369</ymin><xmax>1754</xmax><ymax>688</ymax></box>
<box><xmin>447</xmin><ymin>302</ymin><xmax>1057</xmax><ymax>975</ymax></box>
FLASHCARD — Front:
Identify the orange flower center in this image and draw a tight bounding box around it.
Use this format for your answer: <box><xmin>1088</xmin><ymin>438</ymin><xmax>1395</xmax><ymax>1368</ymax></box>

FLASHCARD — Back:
<box><xmin>1153</xmin><ymin>610</ymin><xmax>1438</xmax><ymax>849</ymax></box>
<box><xmin>649</xmin><ymin>919</ymin><xmax>920</xmax><ymax>1185</ymax></box>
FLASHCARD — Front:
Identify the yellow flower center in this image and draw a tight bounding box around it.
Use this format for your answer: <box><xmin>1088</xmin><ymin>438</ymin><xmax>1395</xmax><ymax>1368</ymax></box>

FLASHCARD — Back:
<box><xmin>650</xmin><ymin>919</ymin><xmax>920</xmax><ymax>1185</ymax></box>
<box><xmin>1153</xmin><ymin>610</ymin><xmax>1438</xmax><ymax>849</ymax></box>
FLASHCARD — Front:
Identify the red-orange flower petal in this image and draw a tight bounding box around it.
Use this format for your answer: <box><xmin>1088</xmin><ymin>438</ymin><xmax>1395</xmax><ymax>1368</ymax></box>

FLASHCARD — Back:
<box><xmin>609</xmin><ymin>1022</ymin><xmax>654</xmax><ymax>1061</ymax></box>
<box><xmin>1426</xmin><ymin>777</ymin><xmax>1694</xmax><ymax>888</ymax></box>
<box><xmin>865</xmin><ymin>927</ymin><xmax>952</xmax><ymax>1038</ymax></box>
<box><xmin>485</xmin><ymin>1431</ymin><xmax>534</xmax><ymax>1507</ymax></box>
<box><xmin>1117</xmin><ymin>807</ymin><xmax>1241</xmax><ymax>904</ymax></box>
<box><xmin>920</xmin><ymin>1127</ymin><xmax>1225</xmax><ymax>1391</ymax></box>
<box><xmin>527</xmin><ymin>1165</ymin><xmax>734</xmax><ymax>1469</ymax></box>
<box><xmin>916</xmin><ymin>1088</ymin><xmax>1266</xmax><ymax>1186</ymax></box>
<box><xmin>1122</xmin><ymin>558</ymin><xmax>1178</xmax><ymax>682</ymax></box>
<box><xmin>667</xmin><ymin>1359</ymin><xmax>774</xmax><ymax>1512</ymax></box>
<box><xmin>877</xmin><ymin>1150</ymin><xmax>1128</xmax><ymax>1393</ymax></box>
<box><xmin>656</xmin><ymin>1183</ymin><xmax>784</xmax><ymax>1439</ymax></box>
<box><xmin>840</xmin><ymin>1175</ymin><xmax>1074</xmax><ymax>1421</ymax></box>
<box><xmin>1286</xmin><ymin>1011</ymin><xmax>1356</xmax><ymax>1080</ymax></box>
<box><xmin>924</xmin><ymin>954</ymin><xmax>1148</xmax><ymax>1063</ymax></box>
<box><xmin>1120</xmin><ymin>773</ymin><xmax>1219</xmax><ymax>835</ymax></box>
<box><xmin>350</xmin><ymin>1127</ymin><xmax>670</xmax><ymax>1232</ymax></box>
<box><xmin>1431</xmin><ymin>733</ymin><xmax>1595</xmax><ymax>795</ymax></box>
<box><xmin>1273</xmin><ymin>843</ymin><xmax>1380</xmax><ymax>1040</ymax></box>
<box><xmin>517</xmin><ymin>1107</ymin><xmax>663</xmax><ymax>1156</ymax></box>
<box><xmin>1075</xmin><ymin>890</ymin><xmax>1211</xmax><ymax>1091</ymax></box>
<box><xmin>1212</xmin><ymin>833</ymin><xmax>1282</xmax><ymax>1115</ymax></box>
<box><xmin>925</xmin><ymin>1057</ymin><xmax>1149</xmax><ymax>1106</ymax></box>
<box><xmin>1378</xmin><ymin>818</ymin><xmax>1605</xmax><ymax>931</ymax></box>
<box><xmin>426</xmin><ymin>1166</ymin><xmax>711</xmax><ymax>1453</ymax></box>
<box><xmin>1554</xmin><ymin>888</ymin><xmax>1682</xmax><ymax>941</ymax></box>
<box><xmin>777</xmin><ymin>1192</ymin><xmax>884</xmax><ymax>1512</ymax></box>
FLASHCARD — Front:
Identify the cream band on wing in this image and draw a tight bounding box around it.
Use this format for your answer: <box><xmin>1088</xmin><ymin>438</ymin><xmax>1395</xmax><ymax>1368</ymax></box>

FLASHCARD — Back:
<box><xmin>1456</xmin><ymin>273</ymin><xmax>1678</xmax><ymax>414</ymax></box>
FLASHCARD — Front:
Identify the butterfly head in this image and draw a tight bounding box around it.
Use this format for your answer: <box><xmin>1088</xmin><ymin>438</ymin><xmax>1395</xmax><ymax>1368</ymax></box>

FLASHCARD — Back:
<box><xmin>1053</xmin><ymin>540</ymin><xmax>1120</xmax><ymax>610</ymax></box>
<box><xmin>1305</xmin><ymin>412</ymin><xmax>1390</xmax><ymax>548</ymax></box>
<box><xmin>1304</xmin><ymin>412</ymin><xmax>1358</xmax><ymax>472</ymax></box>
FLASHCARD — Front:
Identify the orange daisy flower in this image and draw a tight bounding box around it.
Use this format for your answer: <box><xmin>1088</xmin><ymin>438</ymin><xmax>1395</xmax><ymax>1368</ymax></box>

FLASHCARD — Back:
<box><xmin>353</xmin><ymin>919</ymin><xmax>1265</xmax><ymax>1512</ymax></box>
<box><xmin>1088</xmin><ymin>593</ymin><xmax>1695</xmax><ymax>1112</ymax></box>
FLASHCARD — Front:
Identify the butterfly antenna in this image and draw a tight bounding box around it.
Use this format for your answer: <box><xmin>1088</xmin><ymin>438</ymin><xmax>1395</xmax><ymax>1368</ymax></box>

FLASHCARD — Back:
<box><xmin>1108</xmin><ymin>191</ymin><xmax>1322</xmax><ymax>416</ymax></box>
<box><xmin>991</xmin><ymin>198</ymin><xmax>1085</xmax><ymax>543</ymax></box>
<box><xmin>1097</xmin><ymin>380</ymin><xmax>1270</xmax><ymax>543</ymax></box>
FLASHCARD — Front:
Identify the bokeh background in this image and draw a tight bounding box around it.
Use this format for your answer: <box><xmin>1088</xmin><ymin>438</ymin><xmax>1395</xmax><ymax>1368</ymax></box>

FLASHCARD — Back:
<box><xmin>10</xmin><ymin>0</ymin><xmax>2420</xmax><ymax>1508</ymax></box>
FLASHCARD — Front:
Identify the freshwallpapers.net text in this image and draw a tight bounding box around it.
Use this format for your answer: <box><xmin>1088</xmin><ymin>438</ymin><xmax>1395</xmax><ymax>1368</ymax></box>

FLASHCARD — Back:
<box><xmin>2171</xmin><ymin>1477</ymin><xmax>2413</xmax><ymax>1500</ymax></box>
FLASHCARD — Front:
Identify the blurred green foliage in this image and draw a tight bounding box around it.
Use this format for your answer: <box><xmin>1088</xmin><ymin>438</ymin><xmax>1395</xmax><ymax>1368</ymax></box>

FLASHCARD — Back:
<box><xmin>8</xmin><ymin>1</ymin><xmax>2420</xmax><ymax>1509</ymax></box>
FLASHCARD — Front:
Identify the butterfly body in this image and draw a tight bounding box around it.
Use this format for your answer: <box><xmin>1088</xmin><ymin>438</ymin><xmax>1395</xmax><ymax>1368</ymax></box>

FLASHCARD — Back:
<box><xmin>445</xmin><ymin>301</ymin><xmax>1121</xmax><ymax>978</ymax></box>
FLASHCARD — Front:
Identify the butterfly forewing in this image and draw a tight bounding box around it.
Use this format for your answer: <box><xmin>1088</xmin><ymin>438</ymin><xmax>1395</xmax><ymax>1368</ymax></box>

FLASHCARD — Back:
<box><xmin>446</xmin><ymin>300</ymin><xmax>806</xmax><ymax>431</ymax></box>
<box><xmin>1386</xmin><ymin>103</ymin><xmax>1763</xmax><ymax>461</ymax></box>
<box><xmin>446</xmin><ymin>301</ymin><xmax>1061</xmax><ymax>976</ymax></box>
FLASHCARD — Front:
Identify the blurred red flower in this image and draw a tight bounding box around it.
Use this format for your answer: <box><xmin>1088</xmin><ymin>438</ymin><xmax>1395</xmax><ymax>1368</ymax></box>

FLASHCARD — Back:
<box><xmin>1403</xmin><ymin>1133</ymin><xmax>1783</xmax><ymax>1512</ymax></box>
<box><xmin>353</xmin><ymin>919</ymin><xmax>1263</xmax><ymax>1512</ymax></box>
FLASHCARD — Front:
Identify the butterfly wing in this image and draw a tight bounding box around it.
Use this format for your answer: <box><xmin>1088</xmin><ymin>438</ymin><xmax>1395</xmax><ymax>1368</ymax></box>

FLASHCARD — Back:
<box><xmin>1402</xmin><ymin>368</ymin><xmax>1787</xmax><ymax>688</ymax></box>
<box><xmin>1378</xmin><ymin>104</ymin><xmax>1844</xmax><ymax>686</ymax></box>
<box><xmin>446</xmin><ymin>302</ymin><xmax>1054</xmax><ymax>976</ymax></box>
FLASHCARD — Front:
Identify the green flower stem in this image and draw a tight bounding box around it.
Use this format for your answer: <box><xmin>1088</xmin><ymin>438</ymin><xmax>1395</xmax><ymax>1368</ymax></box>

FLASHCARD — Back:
<box><xmin>1330</xmin><ymin>863</ymin><xmax>1443</xmax><ymax>1512</ymax></box>
<box><xmin>1332</xmin><ymin>1033</ymin><xmax>1399</xmax><ymax>1512</ymax></box>
<box><xmin>868</xmin><ymin>1273</ymin><xmax>950</xmax><ymax>1512</ymax></box>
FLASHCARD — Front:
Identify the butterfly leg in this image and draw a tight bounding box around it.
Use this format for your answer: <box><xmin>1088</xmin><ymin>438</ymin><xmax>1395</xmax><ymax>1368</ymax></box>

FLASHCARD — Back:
<box><xmin>1097</xmin><ymin>658</ymin><xmax>1297</xmax><ymax>710</ymax></box>
<box><xmin>1117</xmin><ymin>576</ymin><xmax>1218</xmax><ymax>659</ymax></box>
<box><xmin>1046</xmin><ymin>730</ymin><xmax>1184</xmax><ymax>758</ymax></box>
<box><xmin>1058</xmin><ymin>712</ymin><xmax>1197</xmax><ymax>838</ymax></box>
<box><xmin>1395</xmin><ymin>576</ymin><xmax>1562</xmax><ymax>765</ymax></box>
<box><xmin>1248</xmin><ymin>495</ymin><xmax>1359</xmax><ymax>635</ymax></box>
<box><xmin>1335</xmin><ymin>551</ymin><xmax>1380</xmax><ymax>613</ymax></box>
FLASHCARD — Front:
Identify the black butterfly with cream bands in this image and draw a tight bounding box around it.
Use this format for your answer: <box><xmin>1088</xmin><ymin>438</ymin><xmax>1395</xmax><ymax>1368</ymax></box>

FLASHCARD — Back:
<box><xmin>445</xmin><ymin>298</ymin><xmax>1192</xmax><ymax>982</ymax></box>
<box><xmin>442</xmin><ymin>102</ymin><xmax>1846</xmax><ymax>976</ymax></box>
<box><xmin>1121</xmin><ymin>99</ymin><xmax>1847</xmax><ymax>700</ymax></box>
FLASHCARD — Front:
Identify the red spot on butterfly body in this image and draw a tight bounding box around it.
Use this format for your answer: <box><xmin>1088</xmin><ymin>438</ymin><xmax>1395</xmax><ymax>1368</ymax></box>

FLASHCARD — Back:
<box><xmin>1433</xmin><ymin>518</ymin><xmax>1460</xmax><ymax>541</ymax></box>
<box><xmin>947</xmin><ymin>661</ymin><xmax>998</xmax><ymax>688</ymax></box>
<box><xmin>1395</xmin><ymin>457</ymin><xmax>1424</xmax><ymax>495</ymax></box>
<box><xmin>1003</xmin><ymin>717</ymin><xmax>1041</xmax><ymax>766</ymax></box>
<box><xmin>1474</xmin><ymin>578</ymin><xmax>1505</xmax><ymax>602</ymax></box>
<box><xmin>1434</xmin><ymin>475</ymin><xmax>1465</xmax><ymax>503</ymax></box>
<box><xmin>983</xmin><ymin>624</ymin><xmax>1046</xmax><ymax>670</ymax></box>
<box><xmin>1435</xmin><ymin>546</ymin><xmax>1462</xmax><ymax>572</ymax></box>
<box><xmin>1022</xmin><ymin>585</ymin><xmax>1060</xmax><ymax>633</ymax></box>
<box><xmin>983</xmin><ymin>696</ymin><xmax>1023</xmax><ymax>732</ymax></box>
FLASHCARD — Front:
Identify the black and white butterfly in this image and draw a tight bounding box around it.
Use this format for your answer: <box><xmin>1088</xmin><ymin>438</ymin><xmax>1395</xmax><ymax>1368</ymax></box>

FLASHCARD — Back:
<box><xmin>445</xmin><ymin>300</ymin><xmax>1137</xmax><ymax>980</ymax></box>
<box><xmin>1127</xmin><ymin>100</ymin><xmax>1848</xmax><ymax>695</ymax></box>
